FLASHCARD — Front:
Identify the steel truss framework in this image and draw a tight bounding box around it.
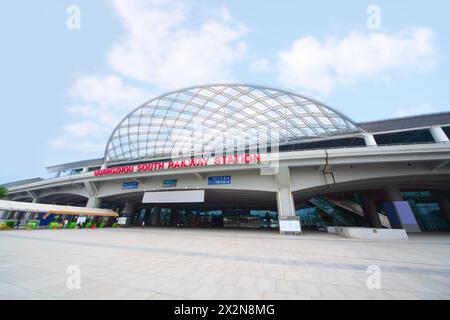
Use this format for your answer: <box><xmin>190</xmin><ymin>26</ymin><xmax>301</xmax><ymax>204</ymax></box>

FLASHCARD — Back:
<box><xmin>105</xmin><ymin>85</ymin><xmax>362</xmax><ymax>163</ymax></box>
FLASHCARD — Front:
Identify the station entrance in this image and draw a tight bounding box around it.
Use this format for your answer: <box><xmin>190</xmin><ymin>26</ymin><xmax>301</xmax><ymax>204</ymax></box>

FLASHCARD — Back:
<box><xmin>121</xmin><ymin>188</ymin><xmax>450</xmax><ymax>233</ymax></box>
<box><xmin>132</xmin><ymin>206</ymin><xmax>279</xmax><ymax>229</ymax></box>
<box><xmin>102</xmin><ymin>189</ymin><xmax>280</xmax><ymax>230</ymax></box>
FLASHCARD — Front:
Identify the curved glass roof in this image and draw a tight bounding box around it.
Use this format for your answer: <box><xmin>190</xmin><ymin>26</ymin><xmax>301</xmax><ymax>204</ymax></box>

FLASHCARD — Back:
<box><xmin>105</xmin><ymin>85</ymin><xmax>362</xmax><ymax>163</ymax></box>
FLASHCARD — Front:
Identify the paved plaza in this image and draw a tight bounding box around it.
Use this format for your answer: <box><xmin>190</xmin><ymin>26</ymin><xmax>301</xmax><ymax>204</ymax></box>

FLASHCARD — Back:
<box><xmin>0</xmin><ymin>228</ymin><xmax>450</xmax><ymax>300</ymax></box>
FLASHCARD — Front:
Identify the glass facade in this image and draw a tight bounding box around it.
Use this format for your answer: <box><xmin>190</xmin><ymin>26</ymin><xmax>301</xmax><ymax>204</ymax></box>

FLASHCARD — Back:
<box><xmin>403</xmin><ymin>192</ymin><xmax>449</xmax><ymax>231</ymax></box>
<box><xmin>131</xmin><ymin>207</ymin><xmax>279</xmax><ymax>229</ymax></box>
<box><xmin>296</xmin><ymin>207</ymin><xmax>326</xmax><ymax>230</ymax></box>
<box><xmin>105</xmin><ymin>190</ymin><xmax>450</xmax><ymax>232</ymax></box>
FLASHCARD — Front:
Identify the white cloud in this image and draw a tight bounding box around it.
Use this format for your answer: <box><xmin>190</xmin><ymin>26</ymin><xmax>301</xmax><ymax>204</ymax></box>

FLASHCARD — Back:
<box><xmin>50</xmin><ymin>0</ymin><xmax>249</xmax><ymax>154</ymax></box>
<box><xmin>63</xmin><ymin>121</ymin><xmax>101</xmax><ymax>137</ymax></box>
<box><xmin>50</xmin><ymin>74</ymin><xmax>152</xmax><ymax>153</ymax></box>
<box><xmin>277</xmin><ymin>28</ymin><xmax>437</xmax><ymax>95</ymax></box>
<box><xmin>48</xmin><ymin>139</ymin><xmax>106</xmax><ymax>153</ymax></box>
<box><xmin>107</xmin><ymin>0</ymin><xmax>248</xmax><ymax>89</ymax></box>
<box><xmin>68</xmin><ymin>74</ymin><xmax>149</xmax><ymax>110</ymax></box>
<box><xmin>392</xmin><ymin>104</ymin><xmax>435</xmax><ymax>118</ymax></box>
<box><xmin>251</xmin><ymin>58</ymin><xmax>272</xmax><ymax>73</ymax></box>
<box><xmin>67</xmin><ymin>74</ymin><xmax>151</xmax><ymax>122</ymax></box>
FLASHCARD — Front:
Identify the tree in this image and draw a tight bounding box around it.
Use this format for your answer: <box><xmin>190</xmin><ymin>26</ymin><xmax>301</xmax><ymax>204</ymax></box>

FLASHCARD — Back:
<box><xmin>0</xmin><ymin>186</ymin><xmax>7</xmax><ymax>199</ymax></box>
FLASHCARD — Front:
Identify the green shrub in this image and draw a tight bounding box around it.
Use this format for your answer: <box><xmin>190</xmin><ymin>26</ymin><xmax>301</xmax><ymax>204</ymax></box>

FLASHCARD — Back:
<box><xmin>0</xmin><ymin>222</ymin><xmax>9</xmax><ymax>230</ymax></box>
<box><xmin>5</xmin><ymin>221</ymin><xmax>15</xmax><ymax>228</ymax></box>
<box><xmin>68</xmin><ymin>222</ymin><xmax>77</xmax><ymax>229</ymax></box>
<box><xmin>85</xmin><ymin>223</ymin><xmax>92</xmax><ymax>228</ymax></box>
<box><xmin>48</xmin><ymin>222</ymin><xmax>59</xmax><ymax>229</ymax></box>
<box><xmin>112</xmin><ymin>223</ymin><xmax>118</xmax><ymax>228</ymax></box>
<box><xmin>25</xmin><ymin>222</ymin><xmax>37</xmax><ymax>230</ymax></box>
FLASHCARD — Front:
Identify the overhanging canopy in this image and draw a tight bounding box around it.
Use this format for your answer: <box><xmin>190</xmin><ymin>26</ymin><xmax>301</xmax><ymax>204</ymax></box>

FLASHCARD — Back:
<box><xmin>0</xmin><ymin>200</ymin><xmax>118</xmax><ymax>217</ymax></box>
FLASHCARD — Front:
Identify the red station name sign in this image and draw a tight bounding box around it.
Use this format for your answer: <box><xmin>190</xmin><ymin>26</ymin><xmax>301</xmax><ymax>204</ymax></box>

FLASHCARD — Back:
<box><xmin>93</xmin><ymin>153</ymin><xmax>262</xmax><ymax>177</ymax></box>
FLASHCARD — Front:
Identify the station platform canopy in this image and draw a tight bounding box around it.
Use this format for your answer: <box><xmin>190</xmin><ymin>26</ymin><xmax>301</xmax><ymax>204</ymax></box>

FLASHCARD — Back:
<box><xmin>0</xmin><ymin>200</ymin><xmax>118</xmax><ymax>217</ymax></box>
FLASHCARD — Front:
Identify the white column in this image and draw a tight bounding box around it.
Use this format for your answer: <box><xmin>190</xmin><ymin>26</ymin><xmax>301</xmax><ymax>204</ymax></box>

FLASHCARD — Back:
<box><xmin>430</xmin><ymin>126</ymin><xmax>449</xmax><ymax>143</ymax></box>
<box><xmin>363</xmin><ymin>133</ymin><xmax>378</xmax><ymax>147</ymax></box>
<box><xmin>275</xmin><ymin>167</ymin><xmax>301</xmax><ymax>235</ymax></box>
<box><xmin>275</xmin><ymin>167</ymin><xmax>296</xmax><ymax>217</ymax></box>
<box><xmin>86</xmin><ymin>197</ymin><xmax>102</xmax><ymax>208</ymax></box>
<box><xmin>276</xmin><ymin>189</ymin><xmax>295</xmax><ymax>217</ymax></box>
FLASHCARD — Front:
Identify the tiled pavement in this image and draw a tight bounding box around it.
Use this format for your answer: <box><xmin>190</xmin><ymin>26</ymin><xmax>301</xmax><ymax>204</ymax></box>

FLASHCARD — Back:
<box><xmin>0</xmin><ymin>228</ymin><xmax>449</xmax><ymax>300</ymax></box>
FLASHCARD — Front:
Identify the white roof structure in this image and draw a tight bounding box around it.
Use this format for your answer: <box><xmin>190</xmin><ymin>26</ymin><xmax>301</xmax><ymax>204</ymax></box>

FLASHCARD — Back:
<box><xmin>105</xmin><ymin>84</ymin><xmax>362</xmax><ymax>163</ymax></box>
<box><xmin>0</xmin><ymin>200</ymin><xmax>118</xmax><ymax>217</ymax></box>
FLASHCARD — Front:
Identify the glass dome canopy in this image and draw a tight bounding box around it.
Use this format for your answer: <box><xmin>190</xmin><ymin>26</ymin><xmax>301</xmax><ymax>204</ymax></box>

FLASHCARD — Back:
<box><xmin>105</xmin><ymin>84</ymin><xmax>362</xmax><ymax>163</ymax></box>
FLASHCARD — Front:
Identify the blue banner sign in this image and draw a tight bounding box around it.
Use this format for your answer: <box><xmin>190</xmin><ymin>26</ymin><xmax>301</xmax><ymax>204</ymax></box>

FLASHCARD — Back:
<box><xmin>38</xmin><ymin>213</ymin><xmax>54</xmax><ymax>226</ymax></box>
<box><xmin>208</xmin><ymin>176</ymin><xmax>231</xmax><ymax>185</ymax></box>
<box><xmin>122</xmin><ymin>181</ymin><xmax>139</xmax><ymax>190</ymax></box>
<box><xmin>163</xmin><ymin>179</ymin><xmax>177</xmax><ymax>188</ymax></box>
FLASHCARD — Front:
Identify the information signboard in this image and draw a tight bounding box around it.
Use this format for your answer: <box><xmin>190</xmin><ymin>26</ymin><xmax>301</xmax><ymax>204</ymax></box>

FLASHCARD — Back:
<box><xmin>117</xmin><ymin>217</ymin><xmax>128</xmax><ymax>225</ymax></box>
<box><xmin>208</xmin><ymin>176</ymin><xmax>231</xmax><ymax>185</ymax></box>
<box><xmin>162</xmin><ymin>179</ymin><xmax>177</xmax><ymax>188</ymax></box>
<box><xmin>122</xmin><ymin>181</ymin><xmax>139</xmax><ymax>190</ymax></box>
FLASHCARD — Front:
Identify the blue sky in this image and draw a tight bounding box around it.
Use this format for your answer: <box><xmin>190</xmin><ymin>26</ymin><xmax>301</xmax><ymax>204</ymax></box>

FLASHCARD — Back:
<box><xmin>1</xmin><ymin>0</ymin><xmax>449</xmax><ymax>183</ymax></box>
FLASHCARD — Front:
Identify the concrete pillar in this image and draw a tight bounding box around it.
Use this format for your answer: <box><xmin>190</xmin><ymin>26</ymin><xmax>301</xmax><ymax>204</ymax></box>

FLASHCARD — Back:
<box><xmin>122</xmin><ymin>202</ymin><xmax>136</xmax><ymax>226</ymax></box>
<box><xmin>384</xmin><ymin>186</ymin><xmax>404</xmax><ymax>201</ymax></box>
<box><xmin>122</xmin><ymin>202</ymin><xmax>135</xmax><ymax>215</ymax></box>
<box><xmin>363</xmin><ymin>134</ymin><xmax>378</xmax><ymax>147</ymax></box>
<box><xmin>276</xmin><ymin>189</ymin><xmax>295</xmax><ymax>217</ymax></box>
<box><xmin>437</xmin><ymin>198</ymin><xmax>450</xmax><ymax>227</ymax></box>
<box><xmin>361</xmin><ymin>194</ymin><xmax>382</xmax><ymax>228</ymax></box>
<box><xmin>151</xmin><ymin>207</ymin><xmax>161</xmax><ymax>226</ymax></box>
<box><xmin>275</xmin><ymin>167</ymin><xmax>296</xmax><ymax>217</ymax></box>
<box><xmin>430</xmin><ymin>126</ymin><xmax>449</xmax><ymax>143</ymax></box>
<box><xmin>276</xmin><ymin>167</ymin><xmax>301</xmax><ymax>235</ymax></box>
<box><xmin>86</xmin><ymin>197</ymin><xmax>102</xmax><ymax>209</ymax></box>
